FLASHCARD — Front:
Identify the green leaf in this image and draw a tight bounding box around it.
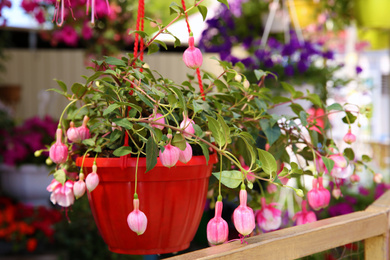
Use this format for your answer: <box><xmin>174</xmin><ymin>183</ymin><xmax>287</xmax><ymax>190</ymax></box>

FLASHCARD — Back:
<box><xmin>148</xmin><ymin>43</ymin><xmax>160</xmax><ymax>55</ymax></box>
<box><xmin>193</xmin><ymin>124</ymin><xmax>204</xmax><ymax>138</ymax></box>
<box><xmin>344</xmin><ymin>147</ymin><xmax>355</xmax><ymax>160</ymax></box>
<box><xmin>309</xmin><ymin>129</ymin><xmax>318</xmax><ymax>147</ymax></box>
<box><xmin>342</xmin><ymin>111</ymin><xmax>357</xmax><ymax>124</ymax></box>
<box><xmin>217</xmin><ymin>0</ymin><xmax>229</xmax><ymax>8</ymax></box>
<box><xmin>257</xmin><ymin>149</ymin><xmax>277</xmax><ymax>178</ymax></box>
<box><xmin>172</xmin><ymin>134</ymin><xmax>186</xmax><ymax>151</ymax></box>
<box><xmin>113</xmin><ymin>146</ymin><xmax>132</xmax><ymax>157</ymax></box>
<box><xmin>214</xmin><ymin>79</ymin><xmax>227</xmax><ymax>91</ymax></box>
<box><xmin>280</xmin><ymin>82</ymin><xmax>295</xmax><ymax>95</ymax></box>
<box><xmin>212</xmin><ymin>170</ymin><xmax>242</xmax><ymax>189</ymax></box>
<box><xmin>133</xmin><ymin>89</ymin><xmax>154</xmax><ymax>108</ymax></box>
<box><xmin>169</xmin><ymin>2</ymin><xmax>183</xmax><ymax>14</ymax></box>
<box><xmin>104</xmin><ymin>56</ymin><xmax>127</xmax><ymax>67</ymax></box>
<box><xmin>290</xmin><ymin>103</ymin><xmax>304</xmax><ymax>115</ymax></box>
<box><xmin>112</xmin><ymin>118</ymin><xmax>133</xmax><ymax>130</ymax></box>
<box><xmin>82</xmin><ymin>138</ymin><xmax>95</xmax><ymax>146</ymax></box>
<box><xmin>103</xmin><ymin>104</ymin><xmax>120</xmax><ymax>116</ymax></box>
<box><xmin>362</xmin><ymin>154</ymin><xmax>372</xmax><ymax>162</ymax></box>
<box><xmin>259</xmin><ymin>119</ymin><xmax>281</xmax><ymax>146</ymax></box>
<box><xmin>217</xmin><ymin>114</ymin><xmax>231</xmax><ymax>144</ymax></box>
<box><xmin>128</xmin><ymin>30</ymin><xmax>149</xmax><ymax>38</ymax></box>
<box><xmin>153</xmin><ymin>40</ymin><xmax>168</xmax><ymax>50</ymax></box>
<box><xmin>55</xmin><ymin>79</ymin><xmax>67</xmax><ymax>92</ymax></box>
<box><xmin>199</xmin><ymin>143</ymin><xmax>209</xmax><ymax>164</ymax></box>
<box><xmin>170</xmin><ymin>86</ymin><xmax>186</xmax><ymax>110</ymax></box>
<box><xmin>71</xmin><ymin>83</ymin><xmax>87</xmax><ymax>98</ymax></box>
<box><xmin>299</xmin><ymin>111</ymin><xmax>308</xmax><ymax>126</ymax></box>
<box><xmin>254</xmin><ymin>69</ymin><xmax>266</xmax><ymax>81</ymax></box>
<box><xmin>321</xmin><ymin>156</ymin><xmax>335</xmax><ymax>174</ymax></box>
<box><xmin>307</xmin><ymin>93</ymin><xmax>322</xmax><ymax>107</ymax></box>
<box><xmin>327</xmin><ymin>103</ymin><xmax>343</xmax><ymax>111</ymax></box>
<box><xmin>54</xmin><ymin>169</ymin><xmax>66</xmax><ymax>185</ymax></box>
<box><xmin>197</xmin><ymin>5</ymin><xmax>208</xmax><ymax>21</ymax></box>
<box><xmin>145</xmin><ymin>136</ymin><xmax>158</xmax><ymax>173</ymax></box>
<box><xmin>206</xmin><ymin>116</ymin><xmax>225</xmax><ymax>147</ymax></box>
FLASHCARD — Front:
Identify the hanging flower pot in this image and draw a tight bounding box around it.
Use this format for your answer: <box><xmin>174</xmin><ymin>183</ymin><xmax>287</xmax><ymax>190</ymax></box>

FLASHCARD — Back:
<box><xmin>287</xmin><ymin>0</ymin><xmax>321</xmax><ymax>28</ymax></box>
<box><xmin>76</xmin><ymin>153</ymin><xmax>217</xmax><ymax>255</ymax></box>
<box><xmin>354</xmin><ymin>0</ymin><xmax>390</xmax><ymax>29</ymax></box>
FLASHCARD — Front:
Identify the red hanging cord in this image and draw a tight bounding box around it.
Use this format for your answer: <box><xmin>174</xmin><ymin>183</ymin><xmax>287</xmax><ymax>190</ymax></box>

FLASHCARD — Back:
<box><xmin>181</xmin><ymin>0</ymin><xmax>205</xmax><ymax>101</ymax></box>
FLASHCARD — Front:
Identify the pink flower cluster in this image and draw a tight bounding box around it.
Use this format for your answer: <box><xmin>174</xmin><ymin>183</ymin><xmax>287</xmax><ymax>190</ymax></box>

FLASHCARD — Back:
<box><xmin>157</xmin><ymin>115</ymin><xmax>195</xmax><ymax>168</ymax></box>
<box><xmin>307</xmin><ymin>177</ymin><xmax>330</xmax><ymax>211</ymax></box>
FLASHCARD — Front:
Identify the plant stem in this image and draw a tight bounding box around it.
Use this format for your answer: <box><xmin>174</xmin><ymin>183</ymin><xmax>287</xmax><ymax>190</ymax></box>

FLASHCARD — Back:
<box><xmin>134</xmin><ymin>152</ymin><xmax>140</xmax><ymax>194</ymax></box>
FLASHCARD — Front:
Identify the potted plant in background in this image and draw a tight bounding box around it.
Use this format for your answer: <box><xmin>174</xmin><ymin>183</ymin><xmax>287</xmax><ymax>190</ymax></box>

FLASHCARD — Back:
<box><xmin>36</xmin><ymin>0</ymin><xmax>379</xmax><ymax>257</ymax></box>
<box><xmin>0</xmin><ymin>110</ymin><xmax>57</xmax><ymax>206</ymax></box>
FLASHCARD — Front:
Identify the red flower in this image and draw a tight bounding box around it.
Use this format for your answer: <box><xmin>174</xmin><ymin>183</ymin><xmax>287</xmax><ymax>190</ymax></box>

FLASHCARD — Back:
<box><xmin>26</xmin><ymin>238</ymin><xmax>38</xmax><ymax>252</ymax></box>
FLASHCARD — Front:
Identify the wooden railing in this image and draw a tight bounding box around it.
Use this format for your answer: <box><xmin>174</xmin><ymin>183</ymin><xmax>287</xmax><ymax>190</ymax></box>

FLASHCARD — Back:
<box><xmin>170</xmin><ymin>190</ymin><xmax>390</xmax><ymax>260</ymax></box>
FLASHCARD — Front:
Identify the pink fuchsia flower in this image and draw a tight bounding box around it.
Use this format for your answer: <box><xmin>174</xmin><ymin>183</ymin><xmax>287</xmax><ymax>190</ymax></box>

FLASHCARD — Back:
<box><xmin>179</xmin><ymin>115</ymin><xmax>195</xmax><ymax>138</ymax></box>
<box><xmin>233</xmin><ymin>187</ymin><xmax>256</xmax><ymax>236</ymax></box>
<box><xmin>307</xmin><ymin>177</ymin><xmax>330</xmax><ymax>211</ymax></box>
<box><xmin>60</xmin><ymin>25</ymin><xmax>79</xmax><ymax>46</ymax></box>
<box><xmin>343</xmin><ymin>129</ymin><xmax>356</xmax><ymax>144</ymax></box>
<box><xmin>49</xmin><ymin>128</ymin><xmax>68</xmax><ymax>164</ymax></box>
<box><xmin>255</xmin><ymin>197</ymin><xmax>281</xmax><ymax>232</ymax></box>
<box><xmin>47</xmin><ymin>179</ymin><xmax>75</xmax><ymax>207</ymax></box>
<box><xmin>127</xmin><ymin>196</ymin><xmax>147</xmax><ymax>235</ymax></box>
<box><xmin>374</xmin><ymin>173</ymin><xmax>383</xmax><ymax>184</ymax></box>
<box><xmin>293</xmin><ymin>200</ymin><xmax>317</xmax><ymax>226</ymax></box>
<box><xmin>159</xmin><ymin>144</ymin><xmax>180</xmax><ymax>168</ymax></box>
<box><xmin>73</xmin><ymin>172</ymin><xmax>86</xmax><ymax>199</ymax></box>
<box><xmin>178</xmin><ymin>142</ymin><xmax>192</xmax><ymax>164</ymax></box>
<box><xmin>207</xmin><ymin>199</ymin><xmax>229</xmax><ymax>245</ymax></box>
<box><xmin>82</xmin><ymin>22</ymin><xmax>93</xmax><ymax>40</ymax></box>
<box><xmin>21</xmin><ymin>0</ymin><xmax>37</xmax><ymax>12</ymax></box>
<box><xmin>183</xmin><ymin>36</ymin><xmax>203</xmax><ymax>69</ymax></box>
<box><xmin>77</xmin><ymin>116</ymin><xmax>91</xmax><ymax>140</ymax></box>
<box><xmin>86</xmin><ymin>163</ymin><xmax>99</xmax><ymax>192</ymax></box>
<box><xmin>35</xmin><ymin>9</ymin><xmax>46</xmax><ymax>24</ymax></box>
<box><xmin>328</xmin><ymin>154</ymin><xmax>353</xmax><ymax>179</ymax></box>
<box><xmin>67</xmin><ymin>122</ymin><xmax>81</xmax><ymax>143</ymax></box>
<box><xmin>149</xmin><ymin>113</ymin><xmax>165</xmax><ymax>130</ymax></box>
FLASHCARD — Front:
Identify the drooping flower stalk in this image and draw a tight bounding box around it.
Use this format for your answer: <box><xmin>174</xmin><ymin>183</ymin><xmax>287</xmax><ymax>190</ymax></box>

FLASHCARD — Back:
<box><xmin>86</xmin><ymin>162</ymin><xmax>99</xmax><ymax>192</ymax></box>
<box><xmin>49</xmin><ymin>128</ymin><xmax>68</xmax><ymax>164</ymax></box>
<box><xmin>127</xmin><ymin>194</ymin><xmax>148</xmax><ymax>235</ymax></box>
<box><xmin>73</xmin><ymin>170</ymin><xmax>86</xmax><ymax>199</ymax></box>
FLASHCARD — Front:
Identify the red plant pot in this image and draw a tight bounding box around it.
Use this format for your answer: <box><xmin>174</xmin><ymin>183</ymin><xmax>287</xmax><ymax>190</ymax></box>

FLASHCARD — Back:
<box><xmin>76</xmin><ymin>153</ymin><xmax>217</xmax><ymax>255</ymax></box>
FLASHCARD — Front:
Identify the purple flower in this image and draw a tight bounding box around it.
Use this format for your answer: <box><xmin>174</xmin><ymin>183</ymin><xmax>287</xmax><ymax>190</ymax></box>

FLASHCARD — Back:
<box><xmin>284</xmin><ymin>64</ymin><xmax>294</xmax><ymax>76</ymax></box>
<box><xmin>297</xmin><ymin>60</ymin><xmax>309</xmax><ymax>73</ymax></box>
<box><xmin>268</xmin><ymin>37</ymin><xmax>281</xmax><ymax>49</ymax></box>
<box><xmin>322</xmin><ymin>50</ymin><xmax>334</xmax><ymax>60</ymax></box>
<box><xmin>328</xmin><ymin>202</ymin><xmax>354</xmax><ymax>217</ymax></box>
<box><xmin>264</xmin><ymin>58</ymin><xmax>274</xmax><ymax>68</ymax></box>
<box><xmin>375</xmin><ymin>183</ymin><xmax>390</xmax><ymax>199</ymax></box>
<box><xmin>356</xmin><ymin>66</ymin><xmax>363</xmax><ymax>74</ymax></box>
<box><xmin>358</xmin><ymin>186</ymin><xmax>370</xmax><ymax>196</ymax></box>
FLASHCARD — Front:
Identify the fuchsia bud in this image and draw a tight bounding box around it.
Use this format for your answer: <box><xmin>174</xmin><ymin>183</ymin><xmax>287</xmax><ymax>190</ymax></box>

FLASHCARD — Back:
<box><xmin>77</xmin><ymin>116</ymin><xmax>91</xmax><ymax>140</ymax></box>
<box><xmin>73</xmin><ymin>172</ymin><xmax>86</xmax><ymax>199</ymax></box>
<box><xmin>180</xmin><ymin>115</ymin><xmax>195</xmax><ymax>138</ymax></box>
<box><xmin>374</xmin><ymin>173</ymin><xmax>383</xmax><ymax>184</ymax></box>
<box><xmin>242</xmin><ymin>165</ymin><xmax>255</xmax><ymax>182</ymax></box>
<box><xmin>149</xmin><ymin>113</ymin><xmax>165</xmax><ymax>130</ymax></box>
<box><xmin>207</xmin><ymin>199</ymin><xmax>229</xmax><ymax>245</ymax></box>
<box><xmin>332</xmin><ymin>188</ymin><xmax>342</xmax><ymax>199</ymax></box>
<box><xmin>233</xmin><ymin>187</ymin><xmax>255</xmax><ymax>236</ymax></box>
<box><xmin>86</xmin><ymin>164</ymin><xmax>99</xmax><ymax>192</ymax></box>
<box><xmin>49</xmin><ymin>128</ymin><xmax>68</xmax><ymax>164</ymax></box>
<box><xmin>343</xmin><ymin>129</ymin><xmax>356</xmax><ymax>144</ymax></box>
<box><xmin>255</xmin><ymin>197</ymin><xmax>282</xmax><ymax>231</ymax></box>
<box><xmin>307</xmin><ymin>177</ymin><xmax>330</xmax><ymax>211</ymax></box>
<box><xmin>267</xmin><ymin>183</ymin><xmax>278</xmax><ymax>194</ymax></box>
<box><xmin>350</xmin><ymin>174</ymin><xmax>360</xmax><ymax>183</ymax></box>
<box><xmin>127</xmin><ymin>196</ymin><xmax>148</xmax><ymax>235</ymax></box>
<box><xmin>293</xmin><ymin>200</ymin><xmax>317</xmax><ymax>225</ymax></box>
<box><xmin>159</xmin><ymin>144</ymin><xmax>180</xmax><ymax>168</ymax></box>
<box><xmin>183</xmin><ymin>36</ymin><xmax>203</xmax><ymax>69</ymax></box>
<box><xmin>178</xmin><ymin>142</ymin><xmax>193</xmax><ymax>164</ymax></box>
<box><xmin>67</xmin><ymin>122</ymin><xmax>81</xmax><ymax>143</ymax></box>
